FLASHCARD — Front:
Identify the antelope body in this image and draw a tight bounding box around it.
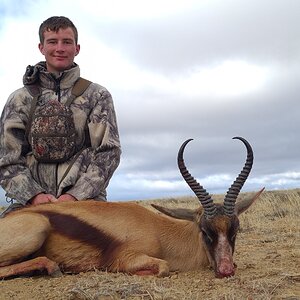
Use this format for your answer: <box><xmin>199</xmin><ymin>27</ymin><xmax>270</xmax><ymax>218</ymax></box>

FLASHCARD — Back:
<box><xmin>0</xmin><ymin>137</ymin><xmax>263</xmax><ymax>279</ymax></box>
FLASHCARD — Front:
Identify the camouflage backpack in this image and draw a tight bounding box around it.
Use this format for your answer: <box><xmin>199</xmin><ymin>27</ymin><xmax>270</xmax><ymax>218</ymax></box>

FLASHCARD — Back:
<box><xmin>25</xmin><ymin>78</ymin><xmax>91</xmax><ymax>163</ymax></box>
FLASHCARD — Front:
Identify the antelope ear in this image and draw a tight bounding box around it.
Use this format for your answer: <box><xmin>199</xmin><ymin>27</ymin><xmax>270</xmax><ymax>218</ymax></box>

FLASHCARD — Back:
<box><xmin>151</xmin><ymin>204</ymin><xmax>198</xmax><ymax>221</ymax></box>
<box><xmin>235</xmin><ymin>188</ymin><xmax>265</xmax><ymax>215</ymax></box>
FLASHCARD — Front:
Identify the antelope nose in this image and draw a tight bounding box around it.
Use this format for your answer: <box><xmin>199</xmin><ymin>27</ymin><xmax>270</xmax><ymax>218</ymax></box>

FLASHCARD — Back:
<box><xmin>219</xmin><ymin>266</ymin><xmax>235</xmax><ymax>277</ymax></box>
<box><xmin>217</xmin><ymin>260</ymin><xmax>235</xmax><ymax>278</ymax></box>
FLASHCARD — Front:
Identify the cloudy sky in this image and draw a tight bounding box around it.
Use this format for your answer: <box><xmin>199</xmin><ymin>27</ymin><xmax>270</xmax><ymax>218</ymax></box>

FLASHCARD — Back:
<box><xmin>0</xmin><ymin>0</ymin><xmax>299</xmax><ymax>205</ymax></box>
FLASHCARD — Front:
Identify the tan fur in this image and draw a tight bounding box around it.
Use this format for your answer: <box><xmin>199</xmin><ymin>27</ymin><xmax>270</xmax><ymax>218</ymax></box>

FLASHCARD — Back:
<box><xmin>0</xmin><ymin>189</ymin><xmax>263</xmax><ymax>278</ymax></box>
<box><xmin>211</xmin><ymin>216</ymin><xmax>231</xmax><ymax>233</ymax></box>
<box><xmin>0</xmin><ymin>201</ymin><xmax>208</xmax><ymax>278</ymax></box>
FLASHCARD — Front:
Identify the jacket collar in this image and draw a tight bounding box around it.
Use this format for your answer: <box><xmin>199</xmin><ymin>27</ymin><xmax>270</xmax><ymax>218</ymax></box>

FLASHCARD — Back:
<box><xmin>23</xmin><ymin>62</ymin><xmax>80</xmax><ymax>91</ymax></box>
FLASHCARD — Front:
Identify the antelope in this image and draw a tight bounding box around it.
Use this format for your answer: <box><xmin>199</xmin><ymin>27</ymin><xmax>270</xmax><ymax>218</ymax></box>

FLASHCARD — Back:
<box><xmin>0</xmin><ymin>137</ymin><xmax>263</xmax><ymax>279</ymax></box>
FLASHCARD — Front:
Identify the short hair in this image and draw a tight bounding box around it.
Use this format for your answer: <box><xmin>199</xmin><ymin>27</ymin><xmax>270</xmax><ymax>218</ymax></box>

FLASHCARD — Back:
<box><xmin>39</xmin><ymin>16</ymin><xmax>78</xmax><ymax>44</ymax></box>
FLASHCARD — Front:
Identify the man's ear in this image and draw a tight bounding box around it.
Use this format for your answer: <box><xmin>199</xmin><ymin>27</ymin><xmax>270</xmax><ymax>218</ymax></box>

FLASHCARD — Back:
<box><xmin>38</xmin><ymin>43</ymin><xmax>45</xmax><ymax>55</ymax></box>
<box><xmin>75</xmin><ymin>44</ymin><xmax>80</xmax><ymax>56</ymax></box>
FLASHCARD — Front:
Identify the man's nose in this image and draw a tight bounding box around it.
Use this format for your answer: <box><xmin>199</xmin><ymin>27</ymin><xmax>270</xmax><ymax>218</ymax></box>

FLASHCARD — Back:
<box><xmin>55</xmin><ymin>42</ymin><xmax>65</xmax><ymax>51</ymax></box>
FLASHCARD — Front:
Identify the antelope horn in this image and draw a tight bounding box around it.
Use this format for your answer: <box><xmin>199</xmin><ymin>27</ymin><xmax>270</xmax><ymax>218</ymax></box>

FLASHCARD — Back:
<box><xmin>223</xmin><ymin>136</ymin><xmax>254</xmax><ymax>216</ymax></box>
<box><xmin>178</xmin><ymin>139</ymin><xmax>216</xmax><ymax>219</ymax></box>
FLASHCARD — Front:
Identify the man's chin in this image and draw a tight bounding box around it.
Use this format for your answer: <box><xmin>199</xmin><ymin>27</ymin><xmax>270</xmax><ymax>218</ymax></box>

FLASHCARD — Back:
<box><xmin>47</xmin><ymin>62</ymin><xmax>73</xmax><ymax>73</ymax></box>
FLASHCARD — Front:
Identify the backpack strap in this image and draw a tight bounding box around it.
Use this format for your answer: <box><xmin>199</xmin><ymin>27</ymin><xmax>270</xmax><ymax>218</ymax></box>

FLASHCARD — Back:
<box><xmin>25</xmin><ymin>85</ymin><xmax>42</xmax><ymax>140</ymax></box>
<box><xmin>57</xmin><ymin>79</ymin><xmax>92</xmax><ymax>184</ymax></box>
<box><xmin>65</xmin><ymin>77</ymin><xmax>92</xmax><ymax>106</ymax></box>
<box><xmin>26</xmin><ymin>84</ymin><xmax>42</xmax><ymax>99</ymax></box>
<box><xmin>57</xmin><ymin>147</ymin><xmax>85</xmax><ymax>188</ymax></box>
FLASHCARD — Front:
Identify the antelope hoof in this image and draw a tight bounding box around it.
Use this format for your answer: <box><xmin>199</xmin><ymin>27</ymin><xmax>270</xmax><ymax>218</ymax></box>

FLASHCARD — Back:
<box><xmin>50</xmin><ymin>268</ymin><xmax>63</xmax><ymax>277</ymax></box>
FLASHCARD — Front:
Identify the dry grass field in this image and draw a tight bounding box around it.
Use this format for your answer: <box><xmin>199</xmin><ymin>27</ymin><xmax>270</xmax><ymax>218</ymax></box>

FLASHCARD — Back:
<box><xmin>0</xmin><ymin>189</ymin><xmax>299</xmax><ymax>300</ymax></box>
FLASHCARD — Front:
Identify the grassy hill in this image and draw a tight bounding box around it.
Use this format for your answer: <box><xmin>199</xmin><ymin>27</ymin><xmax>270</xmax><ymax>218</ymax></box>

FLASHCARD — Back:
<box><xmin>0</xmin><ymin>189</ymin><xmax>299</xmax><ymax>299</ymax></box>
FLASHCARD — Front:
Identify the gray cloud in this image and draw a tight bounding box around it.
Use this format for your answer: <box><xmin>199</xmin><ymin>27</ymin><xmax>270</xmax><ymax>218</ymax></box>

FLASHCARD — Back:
<box><xmin>91</xmin><ymin>1</ymin><xmax>300</xmax><ymax>72</ymax></box>
<box><xmin>0</xmin><ymin>0</ymin><xmax>300</xmax><ymax>205</ymax></box>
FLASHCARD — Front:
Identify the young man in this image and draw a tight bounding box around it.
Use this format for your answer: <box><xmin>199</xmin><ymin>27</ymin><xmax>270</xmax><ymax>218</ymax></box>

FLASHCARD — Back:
<box><xmin>0</xmin><ymin>16</ymin><xmax>121</xmax><ymax>216</ymax></box>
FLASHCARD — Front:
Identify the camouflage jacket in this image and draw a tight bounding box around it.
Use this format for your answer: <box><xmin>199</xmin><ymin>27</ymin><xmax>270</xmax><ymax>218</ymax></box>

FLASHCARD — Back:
<box><xmin>0</xmin><ymin>62</ymin><xmax>121</xmax><ymax>205</ymax></box>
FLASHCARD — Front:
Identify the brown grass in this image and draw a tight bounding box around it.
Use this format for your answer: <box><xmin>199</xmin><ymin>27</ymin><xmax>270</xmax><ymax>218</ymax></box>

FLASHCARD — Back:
<box><xmin>0</xmin><ymin>189</ymin><xmax>299</xmax><ymax>300</ymax></box>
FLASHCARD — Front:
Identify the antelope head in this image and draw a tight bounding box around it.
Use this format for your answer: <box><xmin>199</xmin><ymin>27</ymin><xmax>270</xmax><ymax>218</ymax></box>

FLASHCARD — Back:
<box><xmin>152</xmin><ymin>137</ymin><xmax>264</xmax><ymax>278</ymax></box>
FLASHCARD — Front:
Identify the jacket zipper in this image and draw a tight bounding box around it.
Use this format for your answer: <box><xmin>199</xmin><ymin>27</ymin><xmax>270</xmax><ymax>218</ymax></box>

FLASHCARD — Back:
<box><xmin>51</xmin><ymin>73</ymin><xmax>64</xmax><ymax>102</ymax></box>
<box><xmin>53</xmin><ymin>74</ymin><xmax>62</xmax><ymax>196</ymax></box>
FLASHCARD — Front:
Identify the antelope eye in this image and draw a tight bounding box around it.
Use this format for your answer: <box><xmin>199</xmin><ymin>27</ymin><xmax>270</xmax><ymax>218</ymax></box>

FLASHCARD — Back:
<box><xmin>201</xmin><ymin>228</ymin><xmax>213</xmax><ymax>243</ymax></box>
<box><xmin>229</xmin><ymin>226</ymin><xmax>239</xmax><ymax>242</ymax></box>
<box><xmin>229</xmin><ymin>223</ymin><xmax>239</xmax><ymax>242</ymax></box>
<box><xmin>230</xmin><ymin>232</ymin><xmax>237</xmax><ymax>242</ymax></box>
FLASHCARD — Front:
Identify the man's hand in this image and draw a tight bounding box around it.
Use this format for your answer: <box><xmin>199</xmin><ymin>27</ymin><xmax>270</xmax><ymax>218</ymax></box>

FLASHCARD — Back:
<box><xmin>29</xmin><ymin>193</ymin><xmax>57</xmax><ymax>205</ymax></box>
<box><xmin>57</xmin><ymin>194</ymin><xmax>77</xmax><ymax>202</ymax></box>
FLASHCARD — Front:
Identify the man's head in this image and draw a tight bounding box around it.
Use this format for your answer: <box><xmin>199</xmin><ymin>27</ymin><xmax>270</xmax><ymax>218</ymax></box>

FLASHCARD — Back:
<box><xmin>38</xmin><ymin>16</ymin><xmax>80</xmax><ymax>73</ymax></box>
<box><xmin>39</xmin><ymin>16</ymin><xmax>78</xmax><ymax>45</ymax></box>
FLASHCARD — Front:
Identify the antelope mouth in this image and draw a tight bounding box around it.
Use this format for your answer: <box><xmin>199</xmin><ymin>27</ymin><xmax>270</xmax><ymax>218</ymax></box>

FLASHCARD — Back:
<box><xmin>214</xmin><ymin>260</ymin><xmax>236</xmax><ymax>278</ymax></box>
<box><xmin>215</xmin><ymin>269</ymin><xmax>235</xmax><ymax>278</ymax></box>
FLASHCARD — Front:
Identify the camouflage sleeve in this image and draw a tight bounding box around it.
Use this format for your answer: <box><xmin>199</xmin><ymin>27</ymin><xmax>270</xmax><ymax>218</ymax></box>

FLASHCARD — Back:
<box><xmin>66</xmin><ymin>85</ymin><xmax>121</xmax><ymax>200</ymax></box>
<box><xmin>0</xmin><ymin>90</ymin><xmax>46</xmax><ymax>204</ymax></box>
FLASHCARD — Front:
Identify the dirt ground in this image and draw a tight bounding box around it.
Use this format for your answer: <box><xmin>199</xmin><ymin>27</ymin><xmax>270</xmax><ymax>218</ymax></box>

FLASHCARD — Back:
<box><xmin>0</xmin><ymin>189</ymin><xmax>299</xmax><ymax>300</ymax></box>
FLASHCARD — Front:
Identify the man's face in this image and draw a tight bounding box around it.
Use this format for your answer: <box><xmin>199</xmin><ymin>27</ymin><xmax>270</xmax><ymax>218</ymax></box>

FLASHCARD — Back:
<box><xmin>38</xmin><ymin>27</ymin><xmax>80</xmax><ymax>73</ymax></box>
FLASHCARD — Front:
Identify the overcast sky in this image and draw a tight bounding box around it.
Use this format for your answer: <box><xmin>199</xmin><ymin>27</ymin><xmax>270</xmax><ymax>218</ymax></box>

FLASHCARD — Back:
<box><xmin>0</xmin><ymin>0</ymin><xmax>299</xmax><ymax>205</ymax></box>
